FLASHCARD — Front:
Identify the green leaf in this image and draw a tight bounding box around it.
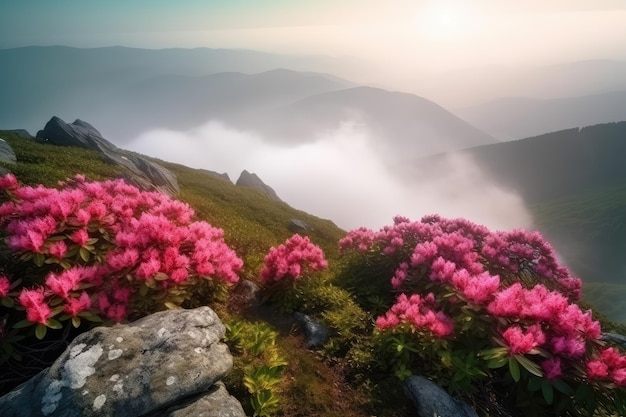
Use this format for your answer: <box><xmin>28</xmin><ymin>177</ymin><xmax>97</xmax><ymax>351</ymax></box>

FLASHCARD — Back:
<box><xmin>509</xmin><ymin>356</ymin><xmax>520</xmax><ymax>382</ymax></box>
<box><xmin>72</xmin><ymin>316</ymin><xmax>81</xmax><ymax>328</ymax></box>
<box><xmin>35</xmin><ymin>324</ymin><xmax>47</xmax><ymax>339</ymax></box>
<box><xmin>552</xmin><ymin>379</ymin><xmax>574</xmax><ymax>395</ymax></box>
<box><xmin>79</xmin><ymin>247</ymin><xmax>90</xmax><ymax>262</ymax></box>
<box><xmin>12</xmin><ymin>319</ymin><xmax>34</xmax><ymax>329</ymax></box>
<box><xmin>164</xmin><ymin>302</ymin><xmax>179</xmax><ymax>310</ymax></box>
<box><xmin>46</xmin><ymin>318</ymin><xmax>63</xmax><ymax>330</ymax></box>
<box><xmin>480</xmin><ymin>347</ymin><xmax>508</xmax><ymax>360</ymax></box>
<box><xmin>487</xmin><ymin>356</ymin><xmax>508</xmax><ymax>369</ymax></box>
<box><xmin>1</xmin><ymin>297</ymin><xmax>14</xmax><ymax>308</ymax></box>
<box><xmin>542</xmin><ymin>380</ymin><xmax>554</xmax><ymax>405</ymax></box>
<box><xmin>515</xmin><ymin>354</ymin><xmax>543</xmax><ymax>378</ymax></box>
<box><xmin>78</xmin><ymin>312</ymin><xmax>103</xmax><ymax>322</ymax></box>
<box><xmin>50</xmin><ymin>305</ymin><xmax>65</xmax><ymax>316</ymax></box>
<box><xmin>9</xmin><ymin>278</ymin><xmax>22</xmax><ymax>290</ymax></box>
<box><xmin>33</xmin><ymin>253</ymin><xmax>45</xmax><ymax>267</ymax></box>
<box><xmin>527</xmin><ymin>376</ymin><xmax>542</xmax><ymax>392</ymax></box>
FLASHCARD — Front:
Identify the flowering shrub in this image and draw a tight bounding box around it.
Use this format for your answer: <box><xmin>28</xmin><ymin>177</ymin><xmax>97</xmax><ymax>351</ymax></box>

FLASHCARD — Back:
<box><xmin>260</xmin><ymin>234</ymin><xmax>328</xmax><ymax>283</ymax></box>
<box><xmin>259</xmin><ymin>234</ymin><xmax>330</xmax><ymax>316</ymax></box>
<box><xmin>340</xmin><ymin>214</ymin><xmax>626</xmax><ymax>416</ymax></box>
<box><xmin>0</xmin><ymin>173</ymin><xmax>242</xmax><ymax>346</ymax></box>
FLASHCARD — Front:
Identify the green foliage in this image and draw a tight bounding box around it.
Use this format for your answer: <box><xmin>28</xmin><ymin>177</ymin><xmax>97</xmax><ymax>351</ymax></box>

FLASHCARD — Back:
<box><xmin>225</xmin><ymin>318</ymin><xmax>287</xmax><ymax>416</ymax></box>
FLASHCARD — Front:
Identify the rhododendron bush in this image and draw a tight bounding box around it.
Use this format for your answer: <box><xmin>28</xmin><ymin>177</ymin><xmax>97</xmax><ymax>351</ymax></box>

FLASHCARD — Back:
<box><xmin>340</xmin><ymin>214</ymin><xmax>626</xmax><ymax>416</ymax></box>
<box><xmin>259</xmin><ymin>234</ymin><xmax>329</xmax><ymax>312</ymax></box>
<box><xmin>261</xmin><ymin>234</ymin><xmax>328</xmax><ymax>283</ymax></box>
<box><xmin>0</xmin><ymin>173</ymin><xmax>242</xmax><ymax>358</ymax></box>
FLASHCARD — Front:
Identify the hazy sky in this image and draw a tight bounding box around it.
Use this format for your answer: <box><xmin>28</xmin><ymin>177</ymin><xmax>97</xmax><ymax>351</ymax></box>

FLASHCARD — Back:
<box><xmin>2</xmin><ymin>1</ymin><xmax>626</xmax><ymax>73</ymax></box>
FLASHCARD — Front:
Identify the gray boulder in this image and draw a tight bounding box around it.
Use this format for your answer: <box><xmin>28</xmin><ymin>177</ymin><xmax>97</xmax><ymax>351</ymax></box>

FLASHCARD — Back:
<box><xmin>0</xmin><ymin>307</ymin><xmax>244</xmax><ymax>417</ymax></box>
<box><xmin>404</xmin><ymin>375</ymin><xmax>478</xmax><ymax>417</ymax></box>
<box><xmin>36</xmin><ymin>117</ymin><xmax>113</xmax><ymax>151</ymax></box>
<box><xmin>0</xmin><ymin>138</ymin><xmax>16</xmax><ymax>164</ymax></box>
<box><xmin>236</xmin><ymin>170</ymin><xmax>282</xmax><ymax>202</ymax></box>
<box><xmin>150</xmin><ymin>382</ymin><xmax>245</xmax><ymax>417</ymax></box>
<box><xmin>294</xmin><ymin>312</ymin><xmax>329</xmax><ymax>349</ymax></box>
<box><xmin>36</xmin><ymin>117</ymin><xmax>179</xmax><ymax>195</ymax></box>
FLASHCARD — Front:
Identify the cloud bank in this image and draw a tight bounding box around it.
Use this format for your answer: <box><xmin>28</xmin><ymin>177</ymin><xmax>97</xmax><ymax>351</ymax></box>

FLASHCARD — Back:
<box><xmin>128</xmin><ymin>120</ymin><xmax>532</xmax><ymax>231</ymax></box>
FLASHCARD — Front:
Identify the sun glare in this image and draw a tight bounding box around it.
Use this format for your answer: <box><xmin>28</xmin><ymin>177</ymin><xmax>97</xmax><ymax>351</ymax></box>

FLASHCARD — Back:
<box><xmin>416</xmin><ymin>3</ymin><xmax>482</xmax><ymax>40</ymax></box>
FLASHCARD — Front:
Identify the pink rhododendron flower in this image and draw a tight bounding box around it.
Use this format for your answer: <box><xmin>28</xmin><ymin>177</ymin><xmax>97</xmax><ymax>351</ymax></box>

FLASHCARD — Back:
<box><xmin>542</xmin><ymin>358</ymin><xmax>563</xmax><ymax>380</ymax></box>
<box><xmin>451</xmin><ymin>269</ymin><xmax>500</xmax><ymax>304</ymax></box>
<box><xmin>49</xmin><ymin>240</ymin><xmax>68</xmax><ymax>258</ymax></box>
<box><xmin>0</xmin><ymin>173</ymin><xmax>18</xmax><ymax>190</ymax></box>
<box><xmin>64</xmin><ymin>292</ymin><xmax>91</xmax><ymax>317</ymax></box>
<box><xmin>45</xmin><ymin>269</ymin><xmax>82</xmax><ymax>299</ymax></box>
<box><xmin>376</xmin><ymin>293</ymin><xmax>454</xmax><ymax>337</ymax></box>
<box><xmin>0</xmin><ymin>275</ymin><xmax>10</xmax><ymax>297</ymax></box>
<box><xmin>502</xmin><ymin>325</ymin><xmax>545</xmax><ymax>355</ymax></box>
<box><xmin>586</xmin><ymin>359</ymin><xmax>610</xmax><ymax>379</ymax></box>
<box><xmin>70</xmin><ymin>229</ymin><xmax>90</xmax><ymax>246</ymax></box>
<box><xmin>612</xmin><ymin>367</ymin><xmax>626</xmax><ymax>386</ymax></box>
<box><xmin>261</xmin><ymin>234</ymin><xmax>328</xmax><ymax>283</ymax></box>
<box><xmin>18</xmin><ymin>288</ymin><xmax>51</xmax><ymax>324</ymax></box>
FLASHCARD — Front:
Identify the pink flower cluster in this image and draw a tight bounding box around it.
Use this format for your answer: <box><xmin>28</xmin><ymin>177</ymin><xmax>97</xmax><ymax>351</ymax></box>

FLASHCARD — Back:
<box><xmin>585</xmin><ymin>348</ymin><xmax>626</xmax><ymax>386</ymax></box>
<box><xmin>18</xmin><ymin>289</ymin><xmax>51</xmax><ymax>324</ymax></box>
<box><xmin>340</xmin><ymin>215</ymin><xmax>624</xmax><ymax>385</ymax></box>
<box><xmin>489</xmin><ymin>282</ymin><xmax>600</xmax><ymax>364</ymax></box>
<box><xmin>261</xmin><ymin>234</ymin><xmax>328</xmax><ymax>283</ymax></box>
<box><xmin>0</xmin><ymin>275</ymin><xmax>10</xmax><ymax>298</ymax></box>
<box><xmin>376</xmin><ymin>292</ymin><xmax>454</xmax><ymax>337</ymax></box>
<box><xmin>0</xmin><ymin>174</ymin><xmax>243</xmax><ymax>323</ymax></box>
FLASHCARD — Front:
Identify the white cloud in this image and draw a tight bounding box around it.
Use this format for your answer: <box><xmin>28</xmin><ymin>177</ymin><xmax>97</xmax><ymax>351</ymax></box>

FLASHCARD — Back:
<box><xmin>128</xmin><ymin>120</ymin><xmax>532</xmax><ymax>231</ymax></box>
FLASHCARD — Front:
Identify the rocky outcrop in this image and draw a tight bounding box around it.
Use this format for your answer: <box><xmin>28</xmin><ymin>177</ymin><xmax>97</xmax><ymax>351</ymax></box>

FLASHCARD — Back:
<box><xmin>0</xmin><ymin>138</ymin><xmax>16</xmax><ymax>165</ymax></box>
<box><xmin>236</xmin><ymin>170</ymin><xmax>282</xmax><ymax>202</ymax></box>
<box><xmin>36</xmin><ymin>117</ymin><xmax>179</xmax><ymax>196</ymax></box>
<box><xmin>0</xmin><ymin>307</ymin><xmax>245</xmax><ymax>417</ymax></box>
<box><xmin>404</xmin><ymin>375</ymin><xmax>478</xmax><ymax>417</ymax></box>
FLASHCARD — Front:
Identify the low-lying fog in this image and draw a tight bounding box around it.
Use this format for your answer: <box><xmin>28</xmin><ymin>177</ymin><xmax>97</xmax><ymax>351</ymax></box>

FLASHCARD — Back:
<box><xmin>128</xmin><ymin>120</ymin><xmax>532</xmax><ymax>231</ymax></box>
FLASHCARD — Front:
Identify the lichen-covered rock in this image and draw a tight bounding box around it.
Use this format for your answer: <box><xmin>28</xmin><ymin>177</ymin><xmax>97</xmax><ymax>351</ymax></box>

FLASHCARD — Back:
<box><xmin>404</xmin><ymin>375</ymin><xmax>478</xmax><ymax>417</ymax></box>
<box><xmin>0</xmin><ymin>307</ymin><xmax>240</xmax><ymax>417</ymax></box>
<box><xmin>151</xmin><ymin>382</ymin><xmax>246</xmax><ymax>417</ymax></box>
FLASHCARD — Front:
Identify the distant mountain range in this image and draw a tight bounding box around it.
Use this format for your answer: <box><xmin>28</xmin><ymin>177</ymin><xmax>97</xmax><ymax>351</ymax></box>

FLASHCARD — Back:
<box><xmin>0</xmin><ymin>46</ymin><xmax>497</xmax><ymax>156</ymax></box>
<box><xmin>456</xmin><ymin>91</ymin><xmax>626</xmax><ymax>140</ymax></box>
